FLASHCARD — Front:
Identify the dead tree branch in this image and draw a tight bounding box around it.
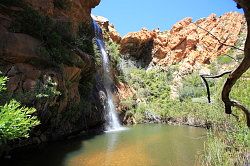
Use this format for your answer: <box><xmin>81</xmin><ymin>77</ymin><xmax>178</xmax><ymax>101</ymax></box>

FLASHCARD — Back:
<box><xmin>221</xmin><ymin>7</ymin><xmax>250</xmax><ymax>127</ymax></box>
<box><xmin>193</xmin><ymin>23</ymin><xmax>244</xmax><ymax>52</ymax></box>
<box><xmin>200</xmin><ymin>71</ymin><xmax>232</xmax><ymax>103</ymax></box>
<box><xmin>232</xmin><ymin>100</ymin><xmax>250</xmax><ymax>126</ymax></box>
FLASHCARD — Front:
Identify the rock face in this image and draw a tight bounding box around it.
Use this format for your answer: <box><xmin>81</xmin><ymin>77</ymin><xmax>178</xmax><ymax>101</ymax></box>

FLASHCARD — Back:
<box><xmin>0</xmin><ymin>0</ymin><xmax>106</xmax><ymax>148</ymax></box>
<box><xmin>25</xmin><ymin>0</ymin><xmax>100</xmax><ymax>28</ymax></box>
<box><xmin>121</xmin><ymin>28</ymin><xmax>156</xmax><ymax>61</ymax></box>
<box><xmin>120</xmin><ymin>12</ymin><xmax>245</xmax><ymax>68</ymax></box>
<box><xmin>93</xmin><ymin>15</ymin><xmax>122</xmax><ymax>43</ymax></box>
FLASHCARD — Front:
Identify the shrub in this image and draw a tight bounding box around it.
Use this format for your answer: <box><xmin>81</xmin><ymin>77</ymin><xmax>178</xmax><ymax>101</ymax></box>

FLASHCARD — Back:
<box><xmin>179</xmin><ymin>73</ymin><xmax>208</xmax><ymax>100</ymax></box>
<box><xmin>105</xmin><ymin>40</ymin><xmax>121</xmax><ymax>67</ymax></box>
<box><xmin>231</xmin><ymin>70</ymin><xmax>250</xmax><ymax>108</ymax></box>
<box><xmin>36</xmin><ymin>76</ymin><xmax>61</xmax><ymax>98</ymax></box>
<box><xmin>217</xmin><ymin>55</ymin><xmax>233</xmax><ymax>64</ymax></box>
<box><xmin>0</xmin><ymin>76</ymin><xmax>7</xmax><ymax>92</ymax></box>
<box><xmin>0</xmin><ymin>100</ymin><xmax>40</xmax><ymax>143</ymax></box>
<box><xmin>0</xmin><ymin>76</ymin><xmax>39</xmax><ymax>143</ymax></box>
<box><xmin>116</xmin><ymin>53</ymin><xmax>249</xmax><ymax>165</ymax></box>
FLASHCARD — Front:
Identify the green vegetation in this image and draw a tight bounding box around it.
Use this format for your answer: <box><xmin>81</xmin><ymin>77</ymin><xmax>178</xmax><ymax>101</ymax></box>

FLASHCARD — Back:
<box><xmin>10</xmin><ymin>7</ymin><xmax>72</xmax><ymax>65</ymax></box>
<box><xmin>217</xmin><ymin>55</ymin><xmax>233</xmax><ymax>64</ymax></box>
<box><xmin>121</xmin><ymin>68</ymin><xmax>172</xmax><ymax>121</ymax></box>
<box><xmin>105</xmin><ymin>40</ymin><xmax>121</xmax><ymax>68</ymax></box>
<box><xmin>0</xmin><ymin>76</ymin><xmax>39</xmax><ymax>144</ymax></box>
<box><xmin>118</xmin><ymin>54</ymin><xmax>249</xmax><ymax>165</ymax></box>
<box><xmin>36</xmin><ymin>76</ymin><xmax>61</xmax><ymax>98</ymax></box>
<box><xmin>180</xmin><ymin>72</ymin><xmax>211</xmax><ymax>100</ymax></box>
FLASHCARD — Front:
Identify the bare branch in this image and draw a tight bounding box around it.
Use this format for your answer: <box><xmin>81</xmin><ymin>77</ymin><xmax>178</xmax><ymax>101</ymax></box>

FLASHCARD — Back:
<box><xmin>193</xmin><ymin>23</ymin><xmax>244</xmax><ymax>52</ymax></box>
<box><xmin>200</xmin><ymin>71</ymin><xmax>232</xmax><ymax>103</ymax></box>
<box><xmin>231</xmin><ymin>100</ymin><xmax>250</xmax><ymax>127</ymax></box>
<box><xmin>200</xmin><ymin>71</ymin><xmax>250</xmax><ymax>127</ymax></box>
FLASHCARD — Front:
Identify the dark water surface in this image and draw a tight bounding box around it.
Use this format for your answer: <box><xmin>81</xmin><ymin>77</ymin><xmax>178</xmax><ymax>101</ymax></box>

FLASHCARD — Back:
<box><xmin>3</xmin><ymin>124</ymin><xmax>206</xmax><ymax>166</ymax></box>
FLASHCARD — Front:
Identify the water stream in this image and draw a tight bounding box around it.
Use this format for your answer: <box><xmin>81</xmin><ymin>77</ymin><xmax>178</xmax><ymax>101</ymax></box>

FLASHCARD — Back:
<box><xmin>93</xmin><ymin>20</ymin><xmax>124</xmax><ymax>132</ymax></box>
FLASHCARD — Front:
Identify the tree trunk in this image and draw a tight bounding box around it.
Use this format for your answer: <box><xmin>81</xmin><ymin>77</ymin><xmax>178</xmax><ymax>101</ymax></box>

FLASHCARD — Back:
<box><xmin>222</xmin><ymin>2</ymin><xmax>250</xmax><ymax>127</ymax></box>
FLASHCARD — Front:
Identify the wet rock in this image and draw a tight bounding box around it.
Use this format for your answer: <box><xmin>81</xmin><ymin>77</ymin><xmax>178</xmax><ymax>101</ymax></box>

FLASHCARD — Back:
<box><xmin>143</xmin><ymin>111</ymin><xmax>161</xmax><ymax>123</ymax></box>
<box><xmin>93</xmin><ymin>15</ymin><xmax>122</xmax><ymax>43</ymax></box>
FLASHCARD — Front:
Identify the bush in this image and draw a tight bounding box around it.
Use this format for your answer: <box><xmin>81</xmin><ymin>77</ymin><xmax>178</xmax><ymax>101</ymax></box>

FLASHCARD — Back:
<box><xmin>36</xmin><ymin>76</ymin><xmax>61</xmax><ymax>98</ymax></box>
<box><xmin>117</xmin><ymin>58</ymin><xmax>249</xmax><ymax>165</ymax></box>
<box><xmin>105</xmin><ymin>40</ymin><xmax>121</xmax><ymax>67</ymax></box>
<box><xmin>0</xmin><ymin>100</ymin><xmax>40</xmax><ymax>143</ymax></box>
<box><xmin>231</xmin><ymin>70</ymin><xmax>250</xmax><ymax>108</ymax></box>
<box><xmin>0</xmin><ymin>76</ymin><xmax>7</xmax><ymax>92</ymax></box>
<box><xmin>179</xmin><ymin>73</ymin><xmax>206</xmax><ymax>100</ymax></box>
<box><xmin>0</xmin><ymin>76</ymin><xmax>39</xmax><ymax>143</ymax></box>
<box><xmin>217</xmin><ymin>55</ymin><xmax>233</xmax><ymax>64</ymax></box>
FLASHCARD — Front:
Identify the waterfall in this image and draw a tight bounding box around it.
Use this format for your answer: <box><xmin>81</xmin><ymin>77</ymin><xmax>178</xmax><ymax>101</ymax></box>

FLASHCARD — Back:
<box><xmin>92</xmin><ymin>20</ymin><xmax>125</xmax><ymax>132</ymax></box>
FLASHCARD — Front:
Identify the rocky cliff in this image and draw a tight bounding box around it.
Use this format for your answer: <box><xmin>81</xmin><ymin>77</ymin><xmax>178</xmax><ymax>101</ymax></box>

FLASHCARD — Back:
<box><xmin>0</xmin><ymin>0</ymin><xmax>107</xmax><ymax>148</ymax></box>
<box><xmin>94</xmin><ymin>12</ymin><xmax>246</xmax><ymax>105</ymax></box>
<box><xmin>92</xmin><ymin>15</ymin><xmax>122</xmax><ymax>43</ymax></box>
<box><xmin>120</xmin><ymin>12</ymin><xmax>245</xmax><ymax>70</ymax></box>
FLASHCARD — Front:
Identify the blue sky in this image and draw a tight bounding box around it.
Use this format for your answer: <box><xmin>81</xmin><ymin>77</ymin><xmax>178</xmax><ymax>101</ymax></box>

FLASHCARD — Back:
<box><xmin>93</xmin><ymin>0</ymin><xmax>243</xmax><ymax>36</ymax></box>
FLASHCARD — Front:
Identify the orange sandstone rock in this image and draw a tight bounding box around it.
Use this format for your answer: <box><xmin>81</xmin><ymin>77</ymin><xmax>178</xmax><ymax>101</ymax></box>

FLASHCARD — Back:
<box><xmin>93</xmin><ymin>15</ymin><xmax>122</xmax><ymax>43</ymax></box>
<box><xmin>120</xmin><ymin>12</ymin><xmax>245</xmax><ymax>68</ymax></box>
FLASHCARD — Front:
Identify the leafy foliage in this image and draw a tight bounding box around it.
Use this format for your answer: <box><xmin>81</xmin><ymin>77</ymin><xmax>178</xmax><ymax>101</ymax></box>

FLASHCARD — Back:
<box><xmin>179</xmin><ymin>72</ymin><xmax>216</xmax><ymax>101</ymax></box>
<box><xmin>217</xmin><ymin>55</ymin><xmax>233</xmax><ymax>64</ymax></box>
<box><xmin>0</xmin><ymin>76</ymin><xmax>39</xmax><ymax>143</ymax></box>
<box><xmin>0</xmin><ymin>100</ymin><xmax>40</xmax><ymax>143</ymax></box>
<box><xmin>105</xmin><ymin>40</ymin><xmax>121</xmax><ymax>67</ymax></box>
<box><xmin>117</xmin><ymin>54</ymin><xmax>249</xmax><ymax>165</ymax></box>
<box><xmin>119</xmin><ymin>66</ymin><xmax>172</xmax><ymax>122</ymax></box>
<box><xmin>36</xmin><ymin>76</ymin><xmax>61</xmax><ymax>98</ymax></box>
<box><xmin>0</xmin><ymin>76</ymin><xmax>7</xmax><ymax>92</ymax></box>
<box><xmin>231</xmin><ymin>70</ymin><xmax>250</xmax><ymax>108</ymax></box>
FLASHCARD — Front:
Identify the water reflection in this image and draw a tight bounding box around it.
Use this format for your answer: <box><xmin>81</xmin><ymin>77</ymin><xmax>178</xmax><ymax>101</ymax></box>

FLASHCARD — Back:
<box><xmin>104</xmin><ymin>132</ymin><xmax>119</xmax><ymax>166</ymax></box>
<box><xmin>2</xmin><ymin>125</ymin><xmax>206</xmax><ymax>166</ymax></box>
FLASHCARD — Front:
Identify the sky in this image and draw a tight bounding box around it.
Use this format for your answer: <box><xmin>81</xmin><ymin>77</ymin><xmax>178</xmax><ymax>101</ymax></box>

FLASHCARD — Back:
<box><xmin>92</xmin><ymin>0</ymin><xmax>243</xmax><ymax>37</ymax></box>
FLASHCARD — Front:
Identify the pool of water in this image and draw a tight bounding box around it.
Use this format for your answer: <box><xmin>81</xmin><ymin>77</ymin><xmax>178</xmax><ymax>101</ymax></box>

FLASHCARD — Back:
<box><xmin>4</xmin><ymin>124</ymin><xmax>206</xmax><ymax>166</ymax></box>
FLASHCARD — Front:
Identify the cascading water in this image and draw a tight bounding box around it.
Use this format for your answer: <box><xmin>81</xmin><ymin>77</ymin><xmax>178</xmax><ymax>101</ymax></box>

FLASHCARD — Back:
<box><xmin>92</xmin><ymin>20</ymin><xmax>125</xmax><ymax>132</ymax></box>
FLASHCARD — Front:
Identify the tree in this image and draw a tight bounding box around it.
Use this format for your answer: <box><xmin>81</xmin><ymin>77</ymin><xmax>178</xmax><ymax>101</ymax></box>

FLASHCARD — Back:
<box><xmin>221</xmin><ymin>0</ymin><xmax>250</xmax><ymax>127</ymax></box>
